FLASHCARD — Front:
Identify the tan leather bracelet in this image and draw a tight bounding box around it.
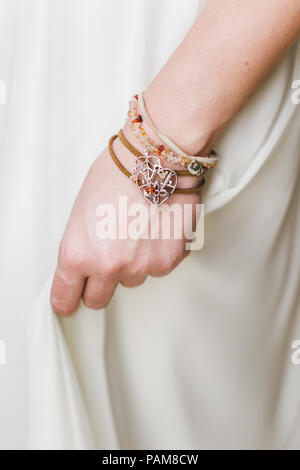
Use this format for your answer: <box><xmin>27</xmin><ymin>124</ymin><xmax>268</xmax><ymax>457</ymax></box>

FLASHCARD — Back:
<box><xmin>118</xmin><ymin>129</ymin><xmax>195</xmax><ymax>177</ymax></box>
<box><xmin>108</xmin><ymin>134</ymin><xmax>205</xmax><ymax>195</ymax></box>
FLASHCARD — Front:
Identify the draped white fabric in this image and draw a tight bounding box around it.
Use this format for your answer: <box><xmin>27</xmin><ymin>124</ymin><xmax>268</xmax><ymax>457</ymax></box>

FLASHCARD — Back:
<box><xmin>0</xmin><ymin>0</ymin><xmax>300</xmax><ymax>449</ymax></box>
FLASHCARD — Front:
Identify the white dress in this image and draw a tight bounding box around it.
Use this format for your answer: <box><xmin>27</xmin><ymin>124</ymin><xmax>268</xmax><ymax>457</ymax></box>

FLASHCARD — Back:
<box><xmin>0</xmin><ymin>0</ymin><xmax>300</xmax><ymax>450</ymax></box>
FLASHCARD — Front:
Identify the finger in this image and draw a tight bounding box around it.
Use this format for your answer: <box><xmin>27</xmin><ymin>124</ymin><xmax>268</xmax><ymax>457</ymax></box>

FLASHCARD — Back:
<box><xmin>120</xmin><ymin>275</ymin><xmax>147</xmax><ymax>288</ymax></box>
<box><xmin>51</xmin><ymin>265</ymin><xmax>86</xmax><ymax>316</ymax></box>
<box><xmin>82</xmin><ymin>275</ymin><xmax>117</xmax><ymax>310</ymax></box>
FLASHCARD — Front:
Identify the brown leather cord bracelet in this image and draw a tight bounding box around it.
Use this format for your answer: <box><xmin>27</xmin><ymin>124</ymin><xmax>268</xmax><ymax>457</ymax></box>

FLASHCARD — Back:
<box><xmin>108</xmin><ymin>134</ymin><xmax>205</xmax><ymax>195</ymax></box>
<box><xmin>118</xmin><ymin>129</ymin><xmax>194</xmax><ymax>177</ymax></box>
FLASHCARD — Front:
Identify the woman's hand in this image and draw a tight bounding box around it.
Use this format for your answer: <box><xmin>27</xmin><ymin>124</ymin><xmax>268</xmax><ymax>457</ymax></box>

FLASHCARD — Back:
<box><xmin>50</xmin><ymin>135</ymin><xmax>201</xmax><ymax>316</ymax></box>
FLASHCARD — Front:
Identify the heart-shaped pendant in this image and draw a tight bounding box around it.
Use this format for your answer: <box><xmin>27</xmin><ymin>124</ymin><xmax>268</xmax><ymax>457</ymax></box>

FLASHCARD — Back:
<box><xmin>132</xmin><ymin>154</ymin><xmax>177</xmax><ymax>206</ymax></box>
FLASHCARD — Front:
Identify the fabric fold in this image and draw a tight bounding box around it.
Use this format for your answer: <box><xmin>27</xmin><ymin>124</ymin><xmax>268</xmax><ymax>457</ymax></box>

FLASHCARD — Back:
<box><xmin>27</xmin><ymin>277</ymin><xmax>119</xmax><ymax>450</ymax></box>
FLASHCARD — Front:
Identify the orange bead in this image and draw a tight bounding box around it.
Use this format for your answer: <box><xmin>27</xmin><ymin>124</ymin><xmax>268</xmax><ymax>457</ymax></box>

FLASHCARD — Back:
<box><xmin>157</xmin><ymin>145</ymin><xmax>165</xmax><ymax>154</ymax></box>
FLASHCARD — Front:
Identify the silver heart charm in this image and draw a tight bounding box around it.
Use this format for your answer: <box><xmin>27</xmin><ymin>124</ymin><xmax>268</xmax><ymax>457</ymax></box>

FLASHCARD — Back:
<box><xmin>131</xmin><ymin>154</ymin><xmax>177</xmax><ymax>206</ymax></box>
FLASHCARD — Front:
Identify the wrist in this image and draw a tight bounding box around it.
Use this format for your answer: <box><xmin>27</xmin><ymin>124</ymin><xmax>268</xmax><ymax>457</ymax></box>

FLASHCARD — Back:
<box><xmin>143</xmin><ymin>85</ymin><xmax>218</xmax><ymax>157</ymax></box>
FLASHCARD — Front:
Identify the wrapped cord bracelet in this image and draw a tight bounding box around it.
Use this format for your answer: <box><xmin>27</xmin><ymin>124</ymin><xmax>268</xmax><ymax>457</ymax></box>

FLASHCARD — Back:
<box><xmin>108</xmin><ymin>134</ymin><xmax>205</xmax><ymax>196</ymax></box>
<box><xmin>118</xmin><ymin>129</ymin><xmax>195</xmax><ymax>177</ymax></box>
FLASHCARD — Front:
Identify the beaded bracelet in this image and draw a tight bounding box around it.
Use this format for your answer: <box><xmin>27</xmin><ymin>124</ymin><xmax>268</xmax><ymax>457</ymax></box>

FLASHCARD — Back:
<box><xmin>127</xmin><ymin>93</ymin><xmax>219</xmax><ymax>176</ymax></box>
<box><xmin>108</xmin><ymin>135</ymin><xmax>205</xmax><ymax>206</ymax></box>
<box><xmin>118</xmin><ymin>129</ymin><xmax>198</xmax><ymax>177</ymax></box>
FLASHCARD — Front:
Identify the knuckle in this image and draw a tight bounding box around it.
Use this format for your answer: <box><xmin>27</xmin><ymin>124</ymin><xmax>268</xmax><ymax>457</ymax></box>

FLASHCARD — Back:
<box><xmin>150</xmin><ymin>259</ymin><xmax>175</xmax><ymax>277</ymax></box>
<box><xmin>127</xmin><ymin>265</ymin><xmax>146</xmax><ymax>279</ymax></box>
<box><xmin>102</xmin><ymin>259</ymin><xmax>124</xmax><ymax>280</ymax></box>
<box><xmin>59</xmin><ymin>239</ymin><xmax>87</xmax><ymax>272</ymax></box>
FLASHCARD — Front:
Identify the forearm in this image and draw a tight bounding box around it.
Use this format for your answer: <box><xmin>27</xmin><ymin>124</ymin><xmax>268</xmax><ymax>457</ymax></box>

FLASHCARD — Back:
<box><xmin>144</xmin><ymin>0</ymin><xmax>300</xmax><ymax>155</ymax></box>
